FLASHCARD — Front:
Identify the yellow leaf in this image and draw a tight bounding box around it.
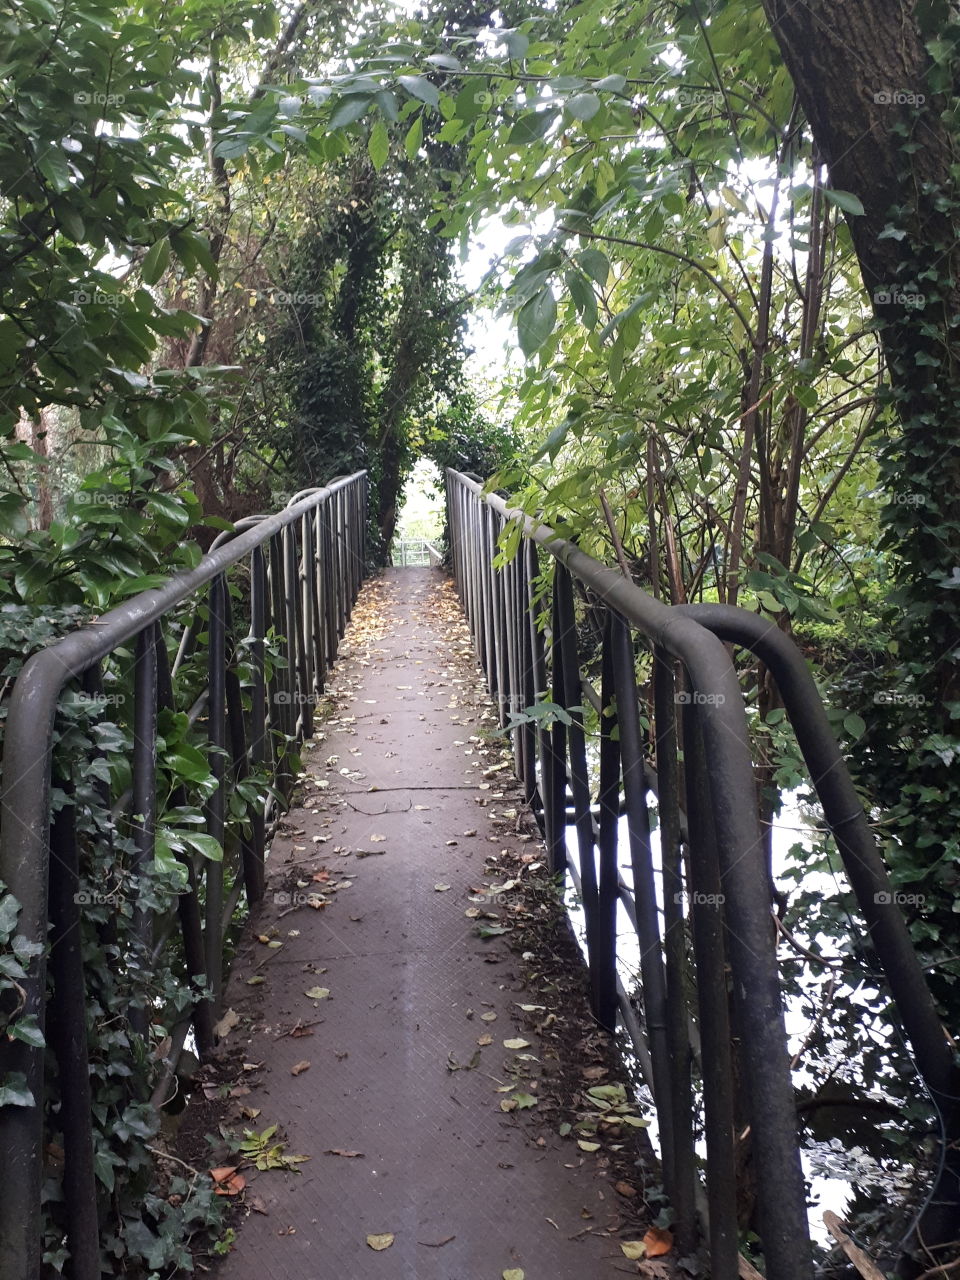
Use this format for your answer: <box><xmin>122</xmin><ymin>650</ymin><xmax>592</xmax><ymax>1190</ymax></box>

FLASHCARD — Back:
<box><xmin>503</xmin><ymin>1271</ymin><xmax>525</xmax><ymax>1280</ymax></box>
<box><xmin>366</xmin><ymin>1233</ymin><xmax>395</xmax><ymax>1251</ymax></box>
<box><xmin>620</xmin><ymin>1240</ymin><xmax>647</xmax><ymax>1260</ymax></box>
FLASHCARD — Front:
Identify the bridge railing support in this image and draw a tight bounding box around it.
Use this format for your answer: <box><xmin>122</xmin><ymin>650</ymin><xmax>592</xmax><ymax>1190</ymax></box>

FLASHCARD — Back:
<box><xmin>445</xmin><ymin>467</ymin><xmax>960</xmax><ymax>1280</ymax></box>
<box><xmin>0</xmin><ymin>472</ymin><xmax>368</xmax><ymax>1280</ymax></box>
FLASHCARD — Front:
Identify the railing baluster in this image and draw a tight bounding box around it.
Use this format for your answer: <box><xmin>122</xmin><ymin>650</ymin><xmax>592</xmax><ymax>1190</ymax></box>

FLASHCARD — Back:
<box><xmin>48</xmin><ymin>792</ymin><xmax>100</xmax><ymax>1280</ymax></box>
<box><xmin>132</xmin><ymin>625</ymin><xmax>158</xmax><ymax>960</ymax></box>
<box><xmin>204</xmin><ymin>572</ymin><xmax>227</xmax><ymax>1014</ymax></box>
<box><xmin>594</xmin><ymin>612</ymin><xmax>620</xmax><ymax>1032</ymax></box>
<box><xmin>653</xmin><ymin>646</ymin><xmax>697</xmax><ymax>1252</ymax></box>
<box><xmin>610</xmin><ymin>615</ymin><xmax>675</xmax><ymax>1177</ymax></box>
<box><xmin>681</xmin><ymin>692</ymin><xmax>739</xmax><ymax>1275</ymax></box>
<box><xmin>249</xmin><ymin>544</ymin><xmax>268</xmax><ymax>901</ymax></box>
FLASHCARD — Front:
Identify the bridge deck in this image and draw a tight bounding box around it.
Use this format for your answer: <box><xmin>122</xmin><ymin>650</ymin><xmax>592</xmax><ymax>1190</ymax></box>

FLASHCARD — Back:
<box><xmin>204</xmin><ymin>568</ymin><xmax>631</xmax><ymax>1280</ymax></box>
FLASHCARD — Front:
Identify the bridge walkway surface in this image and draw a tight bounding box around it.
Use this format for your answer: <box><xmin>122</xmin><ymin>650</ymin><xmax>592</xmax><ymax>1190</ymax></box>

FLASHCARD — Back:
<box><xmin>199</xmin><ymin>567</ymin><xmax>641</xmax><ymax>1280</ymax></box>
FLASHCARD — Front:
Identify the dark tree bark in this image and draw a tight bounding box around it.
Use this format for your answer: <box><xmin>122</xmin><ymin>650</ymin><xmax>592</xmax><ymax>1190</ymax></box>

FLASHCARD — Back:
<box><xmin>759</xmin><ymin>0</ymin><xmax>956</xmax><ymax>301</ymax></box>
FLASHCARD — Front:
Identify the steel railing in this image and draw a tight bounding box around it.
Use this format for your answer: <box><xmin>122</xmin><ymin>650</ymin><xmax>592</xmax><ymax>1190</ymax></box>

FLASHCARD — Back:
<box><xmin>0</xmin><ymin>472</ymin><xmax>368</xmax><ymax>1280</ymax></box>
<box><xmin>445</xmin><ymin>467</ymin><xmax>960</xmax><ymax>1279</ymax></box>
<box><xmin>390</xmin><ymin>537</ymin><xmax>443</xmax><ymax>567</ymax></box>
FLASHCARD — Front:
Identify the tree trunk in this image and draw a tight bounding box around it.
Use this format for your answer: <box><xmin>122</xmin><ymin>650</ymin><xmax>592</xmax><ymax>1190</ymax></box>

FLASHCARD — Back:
<box><xmin>760</xmin><ymin>0</ymin><xmax>960</xmax><ymax>1265</ymax></box>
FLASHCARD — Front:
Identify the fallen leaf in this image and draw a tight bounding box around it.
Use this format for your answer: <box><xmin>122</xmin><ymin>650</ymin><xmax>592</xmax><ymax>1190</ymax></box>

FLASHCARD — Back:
<box><xmin>615</xmin><ymin>1180</ymin><xmax>637</xmax><ymax>1197</ymax></box>
<box><xmin>621</xmin><ymin>1241</ymin><xmax>647</xmax><ymax>1260</ymax></box>
<box><xmin>503</xmin><ymin>1271</ymin><xmax>525</xmax><ymax>1280</ymax></box>
<box><xmin>577</xmin><ymin>1140</ymin><xmax>601</xmax><ymax>1152</ymax></box>
<box><xmin>503</xmin><ymin>1038</ymin><xmax>531</xmax><ymax>1050</ymax></box>
<box><xmin>304</xmin><ymin>987</ymin><xmax>331</xmax><ymax>1000</ymax></box>
<box><xmin>291</xmin><ymin>1060</ymin><xmax>311</xmax><ymax>1076</ymax></box>
<box><xmin>477</xmin><ymin>1034</ymin><xmax>493</xmax><ymax>1046</ymax></box>
<box><xmin>480</xmin><ymin>1011</ymin><xmax>497</xmax><ymax>1022</ymax></box>
<box><xmin>369</xmin><ymin>833</ymin><xmax>386</xmax><ymax>842</ymax></box>
<box><xmin>366</xmin><ymin>1233</ymin><xmax>395</xmax><ymax>1251</ymax></box>
<box><xmin>643</xmin><ymin>1227</ymin><xmax>674</xmax><ymax>1257</ymax></box>
<box><xmin>434</xmin><ymin>883</ymin><xmax>451</xmax><ymax>892</ymax></box>
<box><xmin>213</xmin><ymin>1008</ymin><xmax>240</xmax><ymax>1038</ymax></box>
<box><xmin>464</xmin><ymin>907</ymin><xmax>481</xmax><ymax>918</ymax></box>
<box><xmin>246</xmin><ymin>976</ymin><xmax>265</xmax><ymax>986</ymax></box>
<box><xmin>209</xmin><ymin>1166</ymin><xmax>246</xmax><ymax>1196</ymax></box>
<box><xmin>324</xmin><ymin>1148</ymin><xmax>364</xmax><ymax>1158</ymax></box>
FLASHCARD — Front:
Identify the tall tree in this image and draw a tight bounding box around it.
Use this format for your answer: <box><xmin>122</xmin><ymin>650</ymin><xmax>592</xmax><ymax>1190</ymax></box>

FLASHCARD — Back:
<box><xmin>758</xmin><ymin>5</ymin><xmax>960</xmax><ymax>1262</ymax></box>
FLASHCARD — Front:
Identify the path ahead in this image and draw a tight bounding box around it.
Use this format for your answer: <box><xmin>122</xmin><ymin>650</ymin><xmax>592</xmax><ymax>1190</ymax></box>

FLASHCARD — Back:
<box><xmin>208</xmin><ymin>568</ymin><xmax>624</xmax><ymax>1280</ymax></box>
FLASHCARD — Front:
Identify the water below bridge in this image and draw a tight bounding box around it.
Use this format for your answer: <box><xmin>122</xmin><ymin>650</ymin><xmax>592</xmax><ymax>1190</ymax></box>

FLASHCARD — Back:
<box><xmin>198</xmin><ymin>568</ymin><xmax>641</xmax><ymax>1280</ymax></box>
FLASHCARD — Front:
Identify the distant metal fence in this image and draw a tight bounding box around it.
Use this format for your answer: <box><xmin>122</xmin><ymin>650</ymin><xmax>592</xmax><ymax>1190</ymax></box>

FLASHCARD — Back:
<box><xmin>0</xmin><ymin>473</ymin><xmax>367</xmax><ymax>1280</ymax></box>
<box><xmin>445</xmin><ymin>467</ymin><xmax>960</xmax><ymax>1280</ymax></box>
<box><xmin>390</xmin><ymin>537</ymin><xmax>443</xmax><ymax>567</ymax></box>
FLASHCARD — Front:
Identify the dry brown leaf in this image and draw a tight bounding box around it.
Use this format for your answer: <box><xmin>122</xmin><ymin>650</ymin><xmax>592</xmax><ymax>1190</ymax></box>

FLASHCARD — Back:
<box><xmin>213</xmin><ymin>1008</ymin><xmax>240</xmax><ymax>1038</ymax></box>
<box><xmin>324</xmin><ymin>1148</ymin><xmax>365</xmax><ymax>1158</ymax></box>
<box><xmin>643</xmin><ymin>1227</ymin><xmax>674</xmax><ymax>1257</ymax></box>
<box><xmin>291</xmin><ymin>1060</ymin><xmax>311</xmax><ymax>1076</ymax></box>
<box><xmin>209</xmin><ymin>1166</ymin><xmax>246</xmax><ymax>1196</ymax></box>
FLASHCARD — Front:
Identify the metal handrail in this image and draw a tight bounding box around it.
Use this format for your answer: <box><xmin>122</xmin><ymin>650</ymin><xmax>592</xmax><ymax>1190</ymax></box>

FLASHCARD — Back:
<box><xmin>0</xmin><ymin>472</ymin><xmax>368</xmax><ymax>1280</ymax></box>
<box><xmin>445</xmin><ymin>467</ymin><xmax>960</xmax><ymax>1277</ymax></box>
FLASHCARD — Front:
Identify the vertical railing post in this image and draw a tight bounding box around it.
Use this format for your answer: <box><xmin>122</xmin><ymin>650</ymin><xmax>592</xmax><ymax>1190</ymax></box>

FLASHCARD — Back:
<box><xmin>653</xmin><ymin>647</ymin><xmax>697</xmax><ymax>1253</ymax></box>
<box><xmin>682</xmin><ymin>692</ymin><xmax>739</xmax><ymax>1275</ymax></box>
<box><xmin>154</xmin><ymin>634</ymin><xmax>216</xmax><ymax>1056</ymax></box>
<box><xmin>610</xmin><ymin>616</ymin><xmax>676</xmax><ymax>1188</ymax></box>
<box><xmin>594</xmin><ymin>612</ymin><xmax>621</xmax><ymax>1033</ymax></box>
<box><xmin>48</xmin><ymin>794</ymin><xmax>100</xmax><ymax>1280</ymax></box>
<box><xmin>204</xmin><ymin>572</ymin><xmax>227</xmax><ymax>1014</ymax></box>
<box><xmin>131</xmin><ymin>625</ymin><xmax>158</xmax><ymax>967</ymax></box>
